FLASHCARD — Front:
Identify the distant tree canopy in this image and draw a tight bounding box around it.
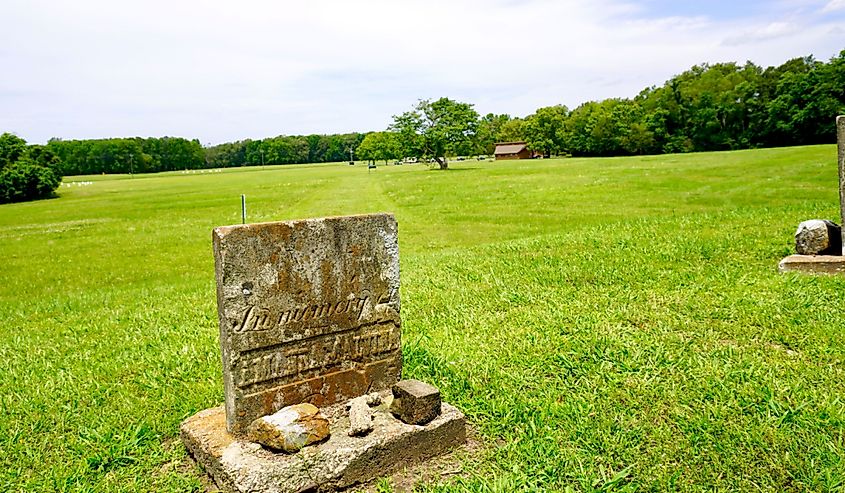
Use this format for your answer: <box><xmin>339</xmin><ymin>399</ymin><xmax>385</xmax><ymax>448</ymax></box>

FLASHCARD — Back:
<box><xmin>47</xmin><ymin>137</ymin><xmax>205</xmax><ymax>175</ymax></box>
<box><xmin>375</xmin><ymin>50</ymin><xmax>844</xmax><ymax>161</ymax></box>
<box><xmin>475</xmin><ymin>113</ymin><xmax>513</xmax><ymax>155</ymax></box>
<box><xmin>522</xmin><ymin>105</ymin><xmax>568</xmax><ymax>157</ymax></box>
<box><xmin>4</xmin><ymin>49</ymin><xmax>843</xmax><ymax>181</ymax></box>
<box><xmin>559</xmin><ymin>50</ymin><xmax>845</xmax><ymax>157</ymax></box>
<box><xmin>0</xmin><ymin>133</ymin><xmax>62</xmax><ymax>204</ymax></box>
<box><xmin>356</xmin><ymin>132</ymin><xmax>400</xmax><ymax>164</ymax></box>
<box><xmin>205</xmin><ymin>133</ymin><xmax>365</xmax><ymax>169</ymax></box>
<box><xmin>27</xmin><ymin>133</ymin><xmax>366</xmax><ymax>176</ymax></box>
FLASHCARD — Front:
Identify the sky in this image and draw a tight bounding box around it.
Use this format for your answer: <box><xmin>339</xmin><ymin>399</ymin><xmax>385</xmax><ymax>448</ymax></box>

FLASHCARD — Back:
<box><xmin>1</xmin><ymin>0</ymin><xmax>844</xmax><ymax>145</ymax></box>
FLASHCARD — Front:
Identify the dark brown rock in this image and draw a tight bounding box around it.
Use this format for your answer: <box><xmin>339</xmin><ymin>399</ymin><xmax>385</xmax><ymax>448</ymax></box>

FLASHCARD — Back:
<box><xmin>212</xmin><ymin>214</ymin><xmax>402</xmax><ymax>433</ymax></box>
<box><xmin>390</xmin><ymin>379</ymin><xmax>441</xmax><ymax>425</ymax></box>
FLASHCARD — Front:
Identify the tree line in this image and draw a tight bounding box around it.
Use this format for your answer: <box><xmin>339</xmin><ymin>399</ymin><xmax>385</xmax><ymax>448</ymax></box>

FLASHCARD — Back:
<box><xmin>336</xmin><ymin>50</ymin><xmax>845</xmax><ymax>168</ymax></box>
<box><xmin>370</xmin><ymin>49</ymin><xmax>845</xmax><ymax>163</ymax></box>
<box><xmin>4</xmin><ymin>49</ymin><xmax>844</xmax><ymax>181</ymax></box>
<box><xmin>515</xmin><ymin>50</ymin><xmax>845</xmax><ymax>157</ymax></box>
<box><xmin>204</xmin><ymin>134</ymin><xmax>365</xmax><ymax>169</ymax></box>
<box><xmin>42</xmin><ymin>134</ymin><xmax>366</xmax><ymax>176</ymax></box>
<box><xmin>46</xmin><ymin>137</ymin><xmax>205</xmax><ymax>175</ymax></box>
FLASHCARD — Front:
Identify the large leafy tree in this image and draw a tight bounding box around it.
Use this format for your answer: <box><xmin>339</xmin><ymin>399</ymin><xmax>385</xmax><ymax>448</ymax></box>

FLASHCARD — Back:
<box><xmin>765</xmin><ymin>51</ymin><xmax>845</xmax><ymax>146</ymax></box>
<box><xmin>356</xmin><ymin>132</ymin><xmax>400</xmax><ymax>164</ymax></box>
<box><xmin>636</xmin><ymin>61</ymin><xmax>765</xmax><ymax>153</ymax></box>
<box><xmin>565</xmin><ymin>99</ymin><xmax>659</xmax><ymax>157</ymax></box>
<box><xmin>475</xmin><ymin>113</ymin><xmax>512</xmax><ymax>155</ymax></box>
<box><xmin>523</xmin><ymin>105</ymin><xmax>569</xmax><ymax>157</ymax></box>
<box><xmin>390</xmin><ymin>98</ymin><xmax>479</xmax><ymax>170</ymax></box>
<box><xmin>0</xmin><ymin>133</ymin><xmax>27</xmax><ymax>168</ymax></box>
<box><xmin>0</xmin><ymin>133</ymin><xmax>63</xmax><ymax>204</ymax></box>
<box><xmin>498</xmin><ymin>118</ymin><xmax>526</xmax><ymax>143</ymax></box>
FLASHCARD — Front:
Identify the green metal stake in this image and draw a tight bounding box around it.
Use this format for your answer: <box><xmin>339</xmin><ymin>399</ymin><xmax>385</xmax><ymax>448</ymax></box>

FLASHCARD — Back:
<box><xmin>241</xmin><ymin>194</ymin><xmax>246</xmax><ymax>224</ymax></box>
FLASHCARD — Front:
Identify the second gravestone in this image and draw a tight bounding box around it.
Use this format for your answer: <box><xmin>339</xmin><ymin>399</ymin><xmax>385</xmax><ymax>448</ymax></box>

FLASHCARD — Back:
<box><xmin>213</xmin><ymin>213</ymin><xmax>402</xmax><ymax>433</ymax></box>
<box><xmin>839</xmin><ymin>115</ymin><xmax>845</xmax><ymax>254</ymax></box>
<box><xmin>778</xmin><ymin>116</ymin><xmax>845</xmax><ymax>274</ymax></box>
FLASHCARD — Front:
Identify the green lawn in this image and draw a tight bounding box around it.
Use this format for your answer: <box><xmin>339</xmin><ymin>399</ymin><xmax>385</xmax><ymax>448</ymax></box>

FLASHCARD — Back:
<box><xmin>1</xmin><ymin>147</ymin><xmax>844</xmax><ymax>492</ymax></box>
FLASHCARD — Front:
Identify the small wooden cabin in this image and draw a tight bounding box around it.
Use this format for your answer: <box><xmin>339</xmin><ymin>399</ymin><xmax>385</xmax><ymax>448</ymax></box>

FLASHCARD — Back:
<box><xmin>494</xmin><ymin>141</ymin><xmax>532</xmax><ymax>160</ymax></box>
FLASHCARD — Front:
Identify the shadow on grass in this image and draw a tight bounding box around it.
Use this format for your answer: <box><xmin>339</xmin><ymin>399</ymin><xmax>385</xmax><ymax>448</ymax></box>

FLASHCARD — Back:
<box><xmin>0</xmin><ymin>192</ymin><xmax>62</xmax><ymax>206</ymax></box>
<box><xmin>426</xmin><ymin>167</ymin><xmax>482</xmax><ymax>172</ymax></box>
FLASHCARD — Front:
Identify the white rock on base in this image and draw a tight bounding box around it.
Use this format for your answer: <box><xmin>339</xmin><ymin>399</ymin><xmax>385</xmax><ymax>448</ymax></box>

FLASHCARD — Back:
<box><xmin>795</xmin><ymin>220</ymin><xmax>841</xmax><ymax>255</ymax></box>
<box><xmin>246</xmin><ymin>403</ymin><xmax>330</xmax><ymax>453</ymax></box>
<box><xmin>346</xmin><ymin>393</ymin><xmax>381</xmax><ymax>437</ymax></box>
<box><xmin>347</xmin><ymin>396</ymin><xmax>373</xmax><ymax>437</ymax></box>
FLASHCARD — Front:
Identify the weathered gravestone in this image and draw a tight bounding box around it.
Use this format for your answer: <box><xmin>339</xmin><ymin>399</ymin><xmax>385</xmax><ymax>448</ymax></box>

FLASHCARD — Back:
<box><xmin>181</xmin><ymin>213</ymin><xmax>466</xmax><ymax>492</ymax></box>
<box><xmin>839</xmin><ymin>115</ymin><xmax>845</xmax><ymax>255</ymax></box>
<box><xmin>212</xmin><ymin>213</ymin><xmax>402</xmax><ymax>433</ymax></box>
<box><xmin>779</xmin><ymin>116</ymin><xmax>845</xmax><ymax>274</ymax></box>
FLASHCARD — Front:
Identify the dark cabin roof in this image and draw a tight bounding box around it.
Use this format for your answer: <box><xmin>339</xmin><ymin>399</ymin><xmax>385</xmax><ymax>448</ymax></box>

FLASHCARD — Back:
<box><xmin>494</xmin><ymin>142</ymin><xmax>527</xmax><ymax>155</ymax></box>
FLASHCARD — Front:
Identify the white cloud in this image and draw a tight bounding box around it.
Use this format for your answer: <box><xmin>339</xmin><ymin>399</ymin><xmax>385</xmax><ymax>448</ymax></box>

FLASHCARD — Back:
<box><xmin>0</xmin><ymin>0</ymin><xmax>843</xmax><ymax>143</ymax></box>
<box><xmin>722</xmin><ymin>21</ymin><xmax>800</xmax><ymax>45</ymax></box>
<box><xmin>822</xmin><ymin>0</ymin><xmax>845</xmax><ymax>12</ymax></box>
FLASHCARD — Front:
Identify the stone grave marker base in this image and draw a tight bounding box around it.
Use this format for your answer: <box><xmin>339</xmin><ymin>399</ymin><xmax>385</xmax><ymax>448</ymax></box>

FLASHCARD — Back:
<box><xmin>181</xmin><ymin>391</ymin><xmax>466</xmax><ymax>493</ymax></box>
<box><xmin>778</xmin><ymin>255</ymin><xmax>845</xmax><ymax>275</ymax></box>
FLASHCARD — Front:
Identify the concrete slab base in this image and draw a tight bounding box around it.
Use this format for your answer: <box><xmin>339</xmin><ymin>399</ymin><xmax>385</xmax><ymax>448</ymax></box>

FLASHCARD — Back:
<box><xmin>180</xmin><ymin>391</ymin><xmax>466</xmax><ymax>493</ymax></box>
<box><xmin>778</xmin><ymin>255</ymin><xmax>845</xmax><ymax>275</ymax></box>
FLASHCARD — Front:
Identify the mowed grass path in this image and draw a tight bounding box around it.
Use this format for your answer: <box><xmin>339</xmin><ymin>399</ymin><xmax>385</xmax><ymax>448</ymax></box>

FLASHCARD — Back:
<box><xmin>1</xmin><ymin>147</ymin><xmax>844</xmax><ymax>491</ymax></box>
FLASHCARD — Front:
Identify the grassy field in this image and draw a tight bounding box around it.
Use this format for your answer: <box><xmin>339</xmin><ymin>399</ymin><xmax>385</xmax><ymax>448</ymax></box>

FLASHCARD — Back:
<box><xmin>1</xmin><ymin>146</ymin><xmax>844</xmax><ymax>492</ymax></box>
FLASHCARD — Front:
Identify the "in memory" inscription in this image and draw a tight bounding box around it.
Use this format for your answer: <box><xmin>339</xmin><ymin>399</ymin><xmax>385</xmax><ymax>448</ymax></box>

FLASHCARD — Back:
<box><xmin>233</xmin><ymin>293</ymin><xmax>390</xmax><ymax>333</ymax></box>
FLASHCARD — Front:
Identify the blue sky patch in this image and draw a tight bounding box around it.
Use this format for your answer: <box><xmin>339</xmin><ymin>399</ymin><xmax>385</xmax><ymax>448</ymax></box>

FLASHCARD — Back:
<box><xmin>636</xmin><ymin>0</ymin><xmax>777</xmax><ymax>20</ymax></box>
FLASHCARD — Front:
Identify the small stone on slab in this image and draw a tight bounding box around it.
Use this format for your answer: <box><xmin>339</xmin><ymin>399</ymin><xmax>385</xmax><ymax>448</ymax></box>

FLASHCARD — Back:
<box><xmin>347</xmin><ymin>396</ymin><xmax>374</xmax><ymax>437</ymax></box>
<box><xmin>247</xmin><ymin>403</ymin><xmax>329</xmax><ymax>453</ymax></box>
<box><xmin>365</xmin><ymin>392</ymin><xmax>382</xmax><ymax>406</ymax></box>
<box><xmin>390</xmin><ymin>379</ymin><xmax>441</xmax><ymax>425</ymax></box>
<box><xmin>778</xmin><ymin>255</ymin><xmax>845</xmax><ymax>275</ymax></box>
<box><xmin>346</xmin><ymin>392</ymin><xmax>382</xmax><ymax>437</ymax></box>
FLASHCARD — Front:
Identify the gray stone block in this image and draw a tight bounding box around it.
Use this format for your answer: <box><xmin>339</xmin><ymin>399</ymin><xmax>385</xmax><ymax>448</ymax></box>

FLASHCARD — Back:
<box><xmin>390</xmin><ymin>379</ymin><xmax>442</xmax><ymax>425</ymax></box>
